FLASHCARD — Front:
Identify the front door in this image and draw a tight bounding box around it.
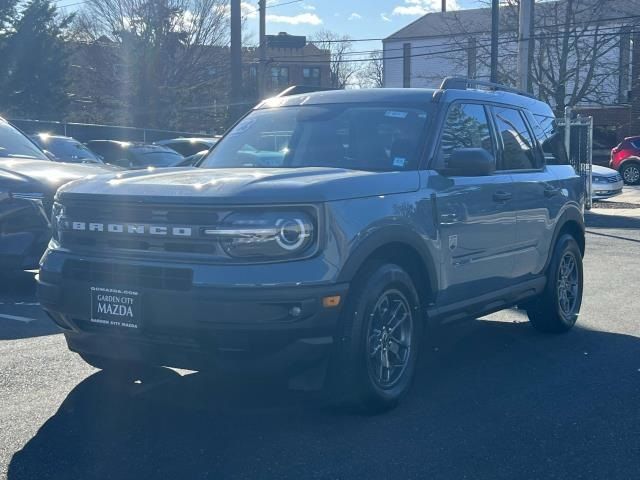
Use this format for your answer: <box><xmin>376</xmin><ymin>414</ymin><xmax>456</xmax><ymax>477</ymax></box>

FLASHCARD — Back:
<box><xmin>430</xmin><ymin>102</ymin><xmax>518</xmax><ymax>305</ymax></box>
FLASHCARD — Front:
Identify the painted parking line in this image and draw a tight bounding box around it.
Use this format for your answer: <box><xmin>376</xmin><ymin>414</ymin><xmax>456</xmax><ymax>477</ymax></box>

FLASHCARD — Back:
<box><xmin>0</xmin><ymin>313</ymin><xmax>37</xmax><ymax>323</ymax></box>
<box><xmin>0</xmin><ymin>302</ymin><xmax>40</xmax><ymax>306</ymax></box>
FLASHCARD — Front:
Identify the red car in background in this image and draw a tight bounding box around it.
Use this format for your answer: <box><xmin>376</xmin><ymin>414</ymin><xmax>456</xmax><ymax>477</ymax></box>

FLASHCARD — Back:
<box><xmin>611</xmin><ymin>136</ymin><xmax>640</xmax><ymax>185</ymax></box>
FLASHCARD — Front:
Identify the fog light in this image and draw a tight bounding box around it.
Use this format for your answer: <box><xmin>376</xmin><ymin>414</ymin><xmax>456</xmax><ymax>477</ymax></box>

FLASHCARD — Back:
<box><xmin>289</xmin><ymin>306</ymin><xmax>302</xmax><ymax>317</ymax></box>
<box><xmin>322</xmin><ymin>295</ymin><xmax>341</xmax><ymax>308</ymax></box>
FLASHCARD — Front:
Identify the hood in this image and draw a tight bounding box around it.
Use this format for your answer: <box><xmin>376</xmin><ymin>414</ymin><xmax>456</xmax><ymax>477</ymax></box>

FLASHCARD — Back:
<box><xmin>0</xmin><ymin>157</ymin><xmax>114</xmax><ymax>194</ymax></box>
<box><xmin>591</xmin><ymin>165</ymin><xmax>619</xmax><ymax>176</ymax></box>
<box><xmin>57</xmin><ymin>167</ymin><xmax>420</xmax><ymax>204</ymax></box>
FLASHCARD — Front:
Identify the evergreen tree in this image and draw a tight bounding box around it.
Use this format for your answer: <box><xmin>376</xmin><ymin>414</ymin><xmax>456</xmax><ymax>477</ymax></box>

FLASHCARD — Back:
<box><xmin>0</xmin><ymin>0</ymin><xmax>74</xmax><ymax>119</ymax></box>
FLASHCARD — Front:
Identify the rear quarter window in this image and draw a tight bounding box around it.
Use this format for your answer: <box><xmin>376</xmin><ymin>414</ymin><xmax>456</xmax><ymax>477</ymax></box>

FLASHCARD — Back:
<box><xmin>532</xmin><ymin>114</ymin><xmax>569</xmax><ymax>165</ymax></box>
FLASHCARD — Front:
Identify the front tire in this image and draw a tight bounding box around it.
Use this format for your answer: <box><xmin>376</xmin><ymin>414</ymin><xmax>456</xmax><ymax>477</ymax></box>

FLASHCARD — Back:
<box><xmin>621</xmin><ymin>162</ymin><xmax>640</xmax><ymax>185</ymax></box>
<box><xmin>327</xmin><ymin>262</ymin><xmax>422</xmax><ymax>413</ymax></box>
<box><xmin>527</xmin><ymin>234</ymin><xmax>583</xmax><ymax>333</ymax></box>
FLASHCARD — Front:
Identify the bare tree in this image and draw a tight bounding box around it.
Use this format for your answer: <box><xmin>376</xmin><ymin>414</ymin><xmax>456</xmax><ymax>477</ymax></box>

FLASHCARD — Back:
<box><xmin>72</xmin><ymin>0</ymin><xmax>230</xmax><ymax>129</ymax></box>
<box><xmin>440</xmin><ymin>0</ymin><xmax>640</xmax><ymax>112</ymax></box>
<box><xmin>311</xmin><ymin>29</ymin><xmax>358</xmax><ymax>89</ymax></box>
<box><xmin>357</xmin><ymin>50</ymin><xmax>384</xmax><ymax>88</ymax></box>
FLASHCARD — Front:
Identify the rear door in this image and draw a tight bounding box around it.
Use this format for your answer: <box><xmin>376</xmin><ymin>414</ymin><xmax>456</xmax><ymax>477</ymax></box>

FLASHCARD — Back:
<box><xmin>431</xmin><ymin>102</ymin><xmax>518</xmax><ymax>305</ymax></box>
<box><xmin>492</xmin><ymin>106</ymin><xmax>563</xmax><ymax>279</ymax></box>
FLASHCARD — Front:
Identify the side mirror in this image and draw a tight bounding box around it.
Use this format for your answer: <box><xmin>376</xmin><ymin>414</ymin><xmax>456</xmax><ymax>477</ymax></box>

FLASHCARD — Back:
<box><xmin>446</xmin><ymin>148</ymin><xmax>495</xmax><ymax>176</ymax></box>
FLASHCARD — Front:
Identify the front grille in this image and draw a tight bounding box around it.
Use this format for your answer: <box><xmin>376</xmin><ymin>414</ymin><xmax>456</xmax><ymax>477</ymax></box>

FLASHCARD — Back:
<box><xmin>608</xmin><ymin>174</ymin><xmax>622</xmax><ymax>183</ymax></box>
<box><xmin>60</xmin><ymin>199</ymin><xmax>229</xmax><ymax>255</ymax></box>
<box><xmin>63</xmin><ymin>259</ymin><xmax>193</xmax><ymax>291</ymax></box>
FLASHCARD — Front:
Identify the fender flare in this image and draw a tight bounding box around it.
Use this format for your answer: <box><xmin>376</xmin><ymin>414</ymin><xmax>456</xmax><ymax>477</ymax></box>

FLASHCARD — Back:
<box><xmin>544</xmin><ymin>205</ymin><xmax>585</xmax><ymax>272</ymax></box>
<box><xmin>336</xmin><ymin>226</ymin><xmax>438</xmax><ymax>298</ymax></box>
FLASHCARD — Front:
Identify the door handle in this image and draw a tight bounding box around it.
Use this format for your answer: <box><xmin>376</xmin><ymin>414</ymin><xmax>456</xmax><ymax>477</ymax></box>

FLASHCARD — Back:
<box><xmin>493</xmin><ymin>191</ymin><xmax>512</xmax><ymax>202</ymax></box>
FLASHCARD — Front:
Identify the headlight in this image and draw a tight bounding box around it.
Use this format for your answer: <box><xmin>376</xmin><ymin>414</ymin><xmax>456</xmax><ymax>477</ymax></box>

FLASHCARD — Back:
<box><xmin>592</xmin><ymin>175</ymin><xmax>607</xmax><ymax>184</ymax></box>
<box><xmin>50</xmin><ymin>202</ymin><xmax>65</xmax><ymax>242</ymax></box>
<box><xmin>205</xmin><ymin>210</ymin><xmax>316</xmax><ymax>260</ymax></box>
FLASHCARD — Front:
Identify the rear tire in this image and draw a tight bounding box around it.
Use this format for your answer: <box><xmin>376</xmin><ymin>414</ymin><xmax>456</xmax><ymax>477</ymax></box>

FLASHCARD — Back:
<box><xmin>327</xmin><ymin>262</ymin><xmax>422</xmax><ymax>413</ymax></box>
<box><xmin>527</xmin><ymin>234</ymin><xmax>583</xmax><ymax>333</ymax></box>
<box><xmin>621</xmin><ymin>162</ymin><xmax>640</xmax><ymax>185</ymax></box>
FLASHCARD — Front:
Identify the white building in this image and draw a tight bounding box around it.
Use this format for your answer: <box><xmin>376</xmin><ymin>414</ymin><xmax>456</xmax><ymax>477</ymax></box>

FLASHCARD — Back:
<box><xmin>383</xmin><ymin>0</ymin><xmax>636</xmax><ymax>106</ymax></box>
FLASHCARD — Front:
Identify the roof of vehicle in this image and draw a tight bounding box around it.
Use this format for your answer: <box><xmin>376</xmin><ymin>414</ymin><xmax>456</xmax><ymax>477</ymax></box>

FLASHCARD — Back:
<box><xmin>86</xmin><ymin>140</ymin><xmax>177</xmax><ymax>151</ymax></box>
<box><xmin>156</xmin><ymin>137</ymin><xmax>220</xmax><ymax>144</ymax></box>
<box><xmin>257</xmin><ymin>88</ymin><xmax>438</xmax><ymax>108</ymax></box>
<box><xmin>256</xmin><ymin>86</ymin><xmax>554</xmax><ymax>117</ymax></box>
<box><xmin>31</xmin><ymin>134</ymin><xmax>78</xmax><ymax>142</ymax></box>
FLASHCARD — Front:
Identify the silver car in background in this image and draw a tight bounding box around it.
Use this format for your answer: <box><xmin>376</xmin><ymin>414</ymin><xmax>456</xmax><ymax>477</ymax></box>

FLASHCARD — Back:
<box><xmin>592</xmin><ymin>164</ymin><xmax>624</xmax><ymax>200</ymax></box>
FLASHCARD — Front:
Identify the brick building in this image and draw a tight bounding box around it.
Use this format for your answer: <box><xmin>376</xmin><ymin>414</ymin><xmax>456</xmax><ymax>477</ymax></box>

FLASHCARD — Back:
<box><xmin>66</xmin><ymin>32</ymin><xmax>330</xmax><ymax>133</ymax></box>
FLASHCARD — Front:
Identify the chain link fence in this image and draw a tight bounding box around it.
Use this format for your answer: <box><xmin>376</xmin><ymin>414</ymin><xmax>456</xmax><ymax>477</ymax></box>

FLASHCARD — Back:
<box><xmin>558</xmin><ymin>111</ymin><xmax>593</xmax><ymax>210</ymax></box>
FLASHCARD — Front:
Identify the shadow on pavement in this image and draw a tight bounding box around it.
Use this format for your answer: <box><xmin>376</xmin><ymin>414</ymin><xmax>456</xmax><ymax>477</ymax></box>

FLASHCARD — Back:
<box><xmin>0</xmin><ymin>270</ymin><xmax>60</xmax><ymax>340</ymax></box>
<box><xmin>8</xmin><ymin>319</ymin><xmax>640</xmax><ymax>479</ymax></box>
<box><xmin>586</xmin><ymin>210</ymin><xmax>640</xmax><ymax>229</ymax></box>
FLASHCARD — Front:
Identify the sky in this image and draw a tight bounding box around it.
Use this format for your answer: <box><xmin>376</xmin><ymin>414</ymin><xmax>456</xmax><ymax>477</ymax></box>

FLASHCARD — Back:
<box><xmin>56</xmin><ymin>0</ymin><xmax>483</xmax><ymax>55</ymax></box>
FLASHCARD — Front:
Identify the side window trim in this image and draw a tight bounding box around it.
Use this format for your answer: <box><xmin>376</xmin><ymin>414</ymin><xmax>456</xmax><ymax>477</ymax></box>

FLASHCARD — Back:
<box><xmin>521</xmin><ymin>110</ymin><xmax>546</xmax><ymax>170</ymax></box>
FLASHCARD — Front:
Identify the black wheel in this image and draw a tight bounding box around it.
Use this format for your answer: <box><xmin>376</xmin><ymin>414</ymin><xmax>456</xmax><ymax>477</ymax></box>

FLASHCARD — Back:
<box><xmin>621</xmin><ymin>162</ymin><xmax>640</xmax><ymax>185</ymax></box>
<box><xmin>327</xmin><ymin>262</ymin><xmax>422</xmax><ymax>413</ymax></box>
<box><xmin>527</xmin><ymin>234</ymin><xmax>583</xmax><ymax>333</ymax></box>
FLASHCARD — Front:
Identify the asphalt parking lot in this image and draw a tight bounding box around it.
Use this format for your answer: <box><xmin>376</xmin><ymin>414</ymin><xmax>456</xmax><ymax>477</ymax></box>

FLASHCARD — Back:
<box><xmin>1</xmin><ymin>211</ymin><xmax>639</xmax><ymax>480</ymax></box>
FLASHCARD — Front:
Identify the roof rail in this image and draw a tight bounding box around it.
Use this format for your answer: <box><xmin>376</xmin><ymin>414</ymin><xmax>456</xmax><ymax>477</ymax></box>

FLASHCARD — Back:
<box><xmin>439</xmin><ymin>77</ymin><xmax>536</xmax><ymax>99</ymax></box>
<box><xmin>274</xmin><ymin>85</ymin><xmax>336</xmax><ymax>97</ymax></box>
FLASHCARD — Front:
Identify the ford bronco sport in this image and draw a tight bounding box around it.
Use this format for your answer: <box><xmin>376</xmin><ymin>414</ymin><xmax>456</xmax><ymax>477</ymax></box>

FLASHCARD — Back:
<box><xmin>38</xmin><ymin>78</ymin><xmax>585</xmax><ymax>412</ymax></box>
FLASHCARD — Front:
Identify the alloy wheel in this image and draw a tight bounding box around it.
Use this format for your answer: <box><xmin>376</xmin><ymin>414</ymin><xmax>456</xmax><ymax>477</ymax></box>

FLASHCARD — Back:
<box><xmin>557</xmin><ymin>252</ymin><xmax>579</xmax><ymax>318</ymax></box>
<box><xmin>623</xmin><ymin>165</ymin><xmax>640</xmax><ymax>184</ymax></box>
<box><xmin>366</xmin><ymin>289</ymin><xmax>414</xmax><ymax>389</ymax></box>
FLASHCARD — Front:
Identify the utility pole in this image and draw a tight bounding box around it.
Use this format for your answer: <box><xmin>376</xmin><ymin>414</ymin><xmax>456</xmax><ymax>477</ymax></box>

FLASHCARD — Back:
<box><xmin>258</xmin><ymin>0</ymin><xmax>266</xmax><ymax>99</ymax></box>
<box><xmin>230</xmin><ymin>0</ymin><xmax>242</xmax><ymax>120</ymax></box>
<box><xmin>441</xmin><ymin>0</ymin><xmax>446</xmax><ymax>13</ymax></box>
<box><xmin>490</xmin><ymin>0</ymin><xmax>499</xmax><ymax>83</ymax></box>
<box><xmin>518</xmin><ymin>0</ymin><xmax>533</xmax><ymax>92</ymax></box>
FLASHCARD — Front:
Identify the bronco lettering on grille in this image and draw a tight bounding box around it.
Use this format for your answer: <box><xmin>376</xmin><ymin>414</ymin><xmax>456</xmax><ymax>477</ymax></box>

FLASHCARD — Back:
<box><xmin>70</xmin><ymin>222</ymin><xmax>192</xmax><ymax>237</ymax></box>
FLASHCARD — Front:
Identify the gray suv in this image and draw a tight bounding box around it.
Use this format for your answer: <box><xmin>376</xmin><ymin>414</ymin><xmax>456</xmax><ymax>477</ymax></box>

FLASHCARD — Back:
<box><xmin>38</xmin><ymin>79</ymin><xmax>585</xmax><ymax>412</ymax></box>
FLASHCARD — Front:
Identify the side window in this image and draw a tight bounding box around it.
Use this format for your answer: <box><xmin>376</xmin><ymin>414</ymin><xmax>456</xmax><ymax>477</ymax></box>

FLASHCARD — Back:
<box><xmin>493</xmin><ymin>107</ymin><xmax>537</xmax><ymax>170</ymax></box>
<box><xmin>532</xmin><ymin>114</ymin><xmax>569</xmax><ymax>165</ymax></box>
<box><xmin>436</xmin><ymin>103</ymin><xmax>494</xmax><ymax>169</ymax></box>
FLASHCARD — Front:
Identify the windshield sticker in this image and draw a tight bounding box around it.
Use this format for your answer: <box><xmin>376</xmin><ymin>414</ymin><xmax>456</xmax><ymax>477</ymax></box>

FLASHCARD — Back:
<box><xmin>385</xmin><ymin>110</ymin><xmax>408</xmax><ymax>119</ymax></box>
<box><xmin>393</xmin><ymin>157</ymin><xmax>407</xmax><ymax>167</ymax></box>
<box><xmin>229</xmin><ymin>118</ymin><xmax>257</xmax><ymax>136</ymax></box>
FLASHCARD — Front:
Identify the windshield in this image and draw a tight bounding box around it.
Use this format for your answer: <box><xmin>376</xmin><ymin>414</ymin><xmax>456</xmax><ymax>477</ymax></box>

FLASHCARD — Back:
<box><xmin>0</xmin><ymin>121</ymin><xmax>48</xmax><ymax>160</ymax></box>
<box><xmin>131</xmin><ymin>149</ymin><xmax>183</xmax><ymax>167</ymax></box>
<box><xmin>200</xmin><ymin>104</ymin><xmax>430</xmax><ymax>171</ymax></box>
<box><xmin>35</xmin><ymin>136</ymin><xmax>102</xmax><ymax>163</ymax></box>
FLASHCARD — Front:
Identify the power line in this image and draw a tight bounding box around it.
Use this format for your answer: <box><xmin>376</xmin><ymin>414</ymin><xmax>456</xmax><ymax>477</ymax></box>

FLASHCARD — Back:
<box><xmin>243</xmin><ymin>0</ymin><xmax>305</xmax><ymax>17</ymax></box>
<box><xmin>270</xmin><ymin>26</ymin><xmax>635</xmax><ymax>63</ymax></box>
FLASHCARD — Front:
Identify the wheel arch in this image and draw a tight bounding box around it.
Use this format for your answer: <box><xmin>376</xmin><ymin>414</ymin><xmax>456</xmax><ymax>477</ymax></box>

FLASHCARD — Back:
<box><xmin>337</xmin><ymin>228</ymin><xmax>438</xmax><ymax>307</ymax></box>
<box><xmin>546</xmin><ymin>207</ymin><xmax>585</xmax><ymax>274</ymax></box>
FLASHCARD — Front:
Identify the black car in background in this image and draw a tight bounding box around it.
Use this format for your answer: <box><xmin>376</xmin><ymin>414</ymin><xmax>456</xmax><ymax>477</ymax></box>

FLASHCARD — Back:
<box><xmin>155</xmin><ymin>137</ymin><xmax>220</xmax><ymax>157</ymax></box>
<box><xmin>31</xmin><ymin>134</ymin><xmax>105</xmax><ymax>165</ymax></box>
<box><xmin>85</xmin><ymin>140</ymin><xmax>183</xmax><ymax>169</ymax></box>
<box><xmin>0</xmin><ymin>118</ymin><xmax>113</xmax><ymax>271</ymax></box>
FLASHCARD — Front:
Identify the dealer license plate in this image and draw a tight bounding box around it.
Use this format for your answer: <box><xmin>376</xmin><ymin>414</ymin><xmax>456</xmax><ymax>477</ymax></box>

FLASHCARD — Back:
<box><xmin>90</xmin><ymin>286</ymin><xmax>141</xmax><ymax>330</ymax></box>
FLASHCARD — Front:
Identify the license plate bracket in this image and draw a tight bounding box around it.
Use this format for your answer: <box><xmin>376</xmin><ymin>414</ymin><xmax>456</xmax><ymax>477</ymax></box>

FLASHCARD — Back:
<box><xmin>90</xmin><ymin>286</ymin><xmax>141</xmax><ymax>330</ymax></box>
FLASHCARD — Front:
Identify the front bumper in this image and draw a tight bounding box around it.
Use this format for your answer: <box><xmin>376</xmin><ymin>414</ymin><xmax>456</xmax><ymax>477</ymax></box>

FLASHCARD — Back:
<box><xmin>37</xmin><ymin>252</ymin><xmax>348</xmax><ymax>374</ymax></box>
<box><xmin>592</xmin><ymin>181</ymin><xmax>624</xmax><ymax>200</ymax></box>
<box><xmin>0</xmin><ymin>197</ymin><xmax>51</xmax><ymax>270</ymax></box>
